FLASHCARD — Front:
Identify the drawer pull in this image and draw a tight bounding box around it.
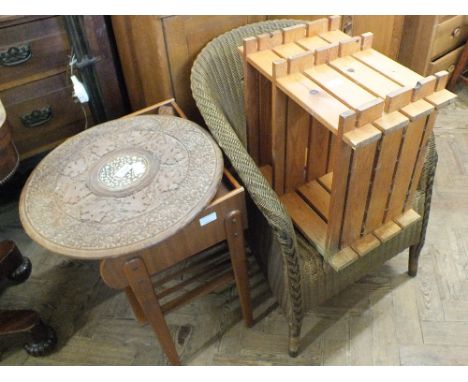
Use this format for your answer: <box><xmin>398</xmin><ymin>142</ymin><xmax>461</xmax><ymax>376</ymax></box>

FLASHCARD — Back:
<box><xmin>0</xmin><ymin>44</ymin><xmax>32</xmax><ymax>67</ymax></box>
<box><xmin>448</xmin><ymin>64</ymin><xmax>455</xmax><ymax>73</ymax></box>
<box><xmin>21</xmin><ymin>106</ymin><xmax>53</xmax><ymax>128</ymax></box>
<box><xmin>451</xmin><ymin>27</ymin><xmax>461</xmax><ymax>38</ymax></box>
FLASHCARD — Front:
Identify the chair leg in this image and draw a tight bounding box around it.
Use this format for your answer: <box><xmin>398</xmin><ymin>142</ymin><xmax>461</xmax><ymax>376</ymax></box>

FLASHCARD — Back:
<box><xmin>124</xmin><ymin>257</ymin><xmax>181</xmax><ymax>366</ymax></box>
<box><xmin>225</xmin><ymin>210</ymin><xmax>253</xmax><ymax>327</ymax></box>
<box><xmin>408</xmin><ymin>244</ymin><xmax>422</xmax><ymax>277</ymax></box>
<box><xmin>288</xmin><ymin>319</ymin><xmax>302</xmax><ymax>357</ymax></box>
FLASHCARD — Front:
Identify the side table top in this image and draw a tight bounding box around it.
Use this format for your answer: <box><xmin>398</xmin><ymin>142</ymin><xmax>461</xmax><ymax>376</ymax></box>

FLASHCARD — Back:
<box><xmin>19</xmin><ymin>115</ymin><xmax>223</xmax><ymax>259</ymax></box>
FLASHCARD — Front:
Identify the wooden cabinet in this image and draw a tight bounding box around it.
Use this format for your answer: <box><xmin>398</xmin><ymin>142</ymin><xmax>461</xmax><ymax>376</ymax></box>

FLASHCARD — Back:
<box><xmin>112</xmin><ymin>16</ymin><xmax>406</xmax><ymax>122</ymax></box>
<box><xmin>399</xmin><ymin>16</ymin><xmax>468</xmax><ymax>76</ymax></box>
<box><xmin>112</xmin><ymin>16</ymin><xmax>264</xmax><ymax>121</ymax></box>
<box><xmin>0</xmin><ymin>16</ymin><xmax>127</xmax><ymax>160</ymax></box>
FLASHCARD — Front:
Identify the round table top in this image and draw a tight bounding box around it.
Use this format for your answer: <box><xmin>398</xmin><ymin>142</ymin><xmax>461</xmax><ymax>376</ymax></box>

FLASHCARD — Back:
<box><xmin>19</xmin><ymin>115</ymin><xmax>223</xmax><ymax>260</ymax></box>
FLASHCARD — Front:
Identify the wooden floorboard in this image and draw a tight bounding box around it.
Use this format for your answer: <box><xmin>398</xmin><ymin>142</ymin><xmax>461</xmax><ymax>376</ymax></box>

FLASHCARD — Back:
<box><xmin>0</xmin><ymin>86</ymin><xmax>467</xmax><ymax>365</ymax></box>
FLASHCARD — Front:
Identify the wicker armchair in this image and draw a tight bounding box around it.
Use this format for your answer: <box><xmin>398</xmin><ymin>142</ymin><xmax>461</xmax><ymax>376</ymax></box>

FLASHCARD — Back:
<box><xmin>191</xmin><ymin>19</ymin><xmax>437</xmax><ymax>356</ymax></box>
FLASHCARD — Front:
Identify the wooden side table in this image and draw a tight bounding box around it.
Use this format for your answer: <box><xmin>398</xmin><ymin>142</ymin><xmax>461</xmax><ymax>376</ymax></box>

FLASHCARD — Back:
<box><xmin>19</xmin><ymin>99</ymin><xmax>253</xmax><ymax>365</ymax></box>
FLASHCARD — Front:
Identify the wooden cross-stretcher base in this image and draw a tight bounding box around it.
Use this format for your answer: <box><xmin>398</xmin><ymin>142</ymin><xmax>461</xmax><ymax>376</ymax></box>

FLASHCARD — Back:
<box><xmin>102</xmin><ymin>207</ymin><xmax>253</xmax><ymax>366</ymax></box>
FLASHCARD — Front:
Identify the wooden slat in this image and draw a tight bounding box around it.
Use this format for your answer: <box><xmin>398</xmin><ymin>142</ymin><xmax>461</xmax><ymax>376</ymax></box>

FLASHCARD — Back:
<box><xmin>353</xmin><ymin>48</ymin><xmax>424</xmax><ymax>88</ymax></box>
<box><xmin>412</xmin><ymin>76</ymin><xmax>436</xmax><ymax>101</ymax></box>
<box><xmin>328</xmin><ymin>15</ymin><xmax>342</xmax><ymax>31</ymax></box>
<box><xmin>284</xmin><ymin>99</ymin><xmax>310</xmax><ymax>192</ymax></box>
<box><xmin>307</xmin><ymin>118</ymin><xmax>331</xmax><ymax>181</ymax></box>
<box><xmin>329</xmin><ymin>247</ymin><xmax>359</xmax><ymax>271</ymax></box>
<box><xmin>273</xmin><ymin>42</ymin><xmax>306</xmax><ymax>59</ymax></box>
<box><xmin>298</xmin><ymin>180</ymin><xmax>330</xmax><ymax>221</ymax></box>
<box><xmin>351</xmin><ymin>234</ymin><xmax>380</xmax><ymax>257</ymax></box>
<box><xmin>276</xmin><ymin>72</ymin><xmax>349</xmax><ymax>134</ymax></box>
<box><xmin>400</xmin><ymin>99</ymin><xmax>434</xmax><ymax>121</ymax></box>
<box><xmin>304</xmin><ymin>64</ymin><xmax>381</xmax><ymax>109</ymax></box>
<box><xmin>282</xmin><ymin>24</ymin><xmax>307</xmax><ymax>43</ymax></box>
<box><xmin>433</xmin><ymin>70</ymin><xmax>449</xmax><ymax>91</ymax></box>
<box><xmin>161</xmin><ymin>270</ymin><xmax>234</xmax><ymax>314</ymax></box>
<box><xmin>304</xmin><ymin>64</ymin><xmax>384</xmax><ymax>126</ymax></box>
<box><xmin>157</xmin><ymin>258</ymin><xmax>231</xmax><ymax>299</ymax></box>
<box><xmin>425</xmin><ymin>89</ymin><xmax>457</xmax><ymax>110</ymax></box>
<box><xmin>246</xmin><ymin>49</ymin><xmax>282</xmax><ymax>79</ymax></box>
<box><xmin>318</xmin><ymin>172</ymin><xmax>333</xmax><ymax>193</ymax></box>
<box><xmin>404</xmin><ymin>111</ymin><xmax>437</xmax><ymax>211</ymax></box>
<box><xmin>326</xmin><ymin>111</ymin><xmax>356</xmax><ymax>253</ymax></box>
<box><xmin>257</xmin><ymin>30</ymin><xmax>283</xmax><ymax>51</ymax></box>
<box><xmin>385</xmin><ymin>115</ymin><xmax>428</xmax><ymax>222</ymax></box>
<box><xmin>271</xmin><ymin>62</ymin><xmax>288</xmax><ymax>194</ymax></box>
<box><xmin>343</xmin><ymin>124</ymin><xmax>382</xmax><ymax>149</ymax></box>
<box><xmin>306</xmin><ymin>18</ymin><xmax>329</xmax><ymax>36</ymax></box>
<box><xmin>329</xmin><ymin>55</ymin><xmax>412</xmax><ymax>113</ymax></box>
<box><xmin>338</xmin><ymin>37</ymin><xmax>362</xmax><ymax>57</ymax></box>
<box><xmin>280</xmin><ymin>192</ymin><xmax>327</xmax><ymax>252</ymax></box>
<box><xmin>315</xmin><ymin>43</ymin><xmax>339</xmax><ymax>65</ymax></box>
<box><xmin>287</xmin><ymin>50</ymin><xmax>315</xmax><ymax>73</ymax></box>
<box><xmin>393</xmin><ymin>209</ymin><xmax>421</xmax><ymax>229</ymax></box>
<box><xmin>320</xmin><ymin>30</ymin><xmax>349</xmax><ymax>44</ymax></box>
<box><xmin>243</xmin><ymin>61</ymin><xmax>260</xmax><ymax>164</ymax></box>
<box><xmin>258</xmin><ymin>74</ymin><xmax>272</xmax><ymax>165</ymax></box>
<box><xmin>340</xmin><ymin>134</ymin><xmax>379</xmax><ymax>248</ymax></box>
<box><xmin>296</xmin><ymin>35</ymin><xmax>330</xmax><ymax>51</ymax></box>
<box><xmin>364</xmin><ymin>112</ymin><xmax>409</xmax><ymax>234</ymax></box>
<box><xmin>361</xmin><ymin>32</ymin><xmax>374</xmax><ymax>50</ymax></box>
<box><xmin>327</xmin><ymin>134</ymin><xmax>338</xmax><ymax>172</ymax></box>
<box><xmin>373</xmin><ymin>220</ymin><xmax>401</xmax><ymax>243</ymax></box>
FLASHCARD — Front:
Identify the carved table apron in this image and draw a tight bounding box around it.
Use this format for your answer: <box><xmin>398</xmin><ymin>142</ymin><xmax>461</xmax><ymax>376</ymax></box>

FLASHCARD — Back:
<box><xmin>18</xmin><ymin>115</ymin><xmax>229</xmax><ymax>364</ymax></box>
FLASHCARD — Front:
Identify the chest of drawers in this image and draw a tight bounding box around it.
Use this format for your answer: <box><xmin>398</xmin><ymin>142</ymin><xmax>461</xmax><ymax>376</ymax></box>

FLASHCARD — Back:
<box><xmin>398</xmin><ymin>15</ymin><xmax>468</xmax><ymax>77</ymax></box>
<box><xmin>0</xmin><ymin>16</ymin><xmax>127</xmax><ymax>161</ymax></box>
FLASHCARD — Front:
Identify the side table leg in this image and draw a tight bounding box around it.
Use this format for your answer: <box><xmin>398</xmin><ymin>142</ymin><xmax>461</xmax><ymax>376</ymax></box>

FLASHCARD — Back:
<box><xmin>124</xmin><ymin>287</ymin><xmax>147</xmax><ymax>325</ymax></box>
<box><xmin>225</xmin><ymin>210</ymin><xmax>254</xmax><ymax>328</ymax></box>
<box><xmin>123</xmin><ymin>258</ymin><xmax>181</xmax><ymax>365</ymax></box>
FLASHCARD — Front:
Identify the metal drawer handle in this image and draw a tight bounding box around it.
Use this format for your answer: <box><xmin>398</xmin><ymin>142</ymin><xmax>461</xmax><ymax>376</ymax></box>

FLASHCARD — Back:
<box><xmin>0</xmin><ymin>44</ymin><xmax>32</xmax><ymax>67</ymax></box>
<box><xmin>452</xmin><ymin>27</ymin><xmax>461</xmax><ymax>38</ymax></box>
<box><xmin>21</xmin><ymin>106</ymin><xmax>53</xmax><ymax>128</ymax></box>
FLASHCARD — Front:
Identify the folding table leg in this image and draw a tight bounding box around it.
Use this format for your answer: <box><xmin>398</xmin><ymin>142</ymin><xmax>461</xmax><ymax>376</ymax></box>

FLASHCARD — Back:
<box><xmin>225</xmin><ymin>210</ymin><xmax>254</xmax><ymax>328</ymax></box>
<box><xmin>123</xmin><ymin>257</ymin><xmax>181</xmax><ymax>365</ymax></box>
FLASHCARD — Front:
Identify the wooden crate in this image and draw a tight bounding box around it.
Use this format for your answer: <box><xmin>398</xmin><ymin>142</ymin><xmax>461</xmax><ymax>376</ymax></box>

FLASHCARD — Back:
<box><xmin>239</xmin><ymin>16</ymin><xmax>457</xmax><ymax>270</ymax></box>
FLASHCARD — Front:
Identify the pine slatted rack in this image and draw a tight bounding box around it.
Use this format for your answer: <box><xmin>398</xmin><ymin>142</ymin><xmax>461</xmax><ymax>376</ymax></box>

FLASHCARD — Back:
<box><xmin>239</xmin><ymin>16</ymin><xmax>457</xmax><ymax>271</ymax></box>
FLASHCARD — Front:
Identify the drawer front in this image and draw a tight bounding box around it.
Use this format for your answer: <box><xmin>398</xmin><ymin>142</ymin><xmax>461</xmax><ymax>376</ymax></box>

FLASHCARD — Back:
<box><xmin>0</xmin><ymin>16</ymin><xmax>69</xmax><ymax>91</ymax></box>
<box><xmin>431</xmin><ymin>15</ymin><xmax>468</xmax><ymax>60</ymax></box>
<box><xmin>428</xmin><ymin>45</ymin><xmax>464</xmax><ymax>75</ymax></box>
<box><xmin>1</xmin><ymin>74</ymin><xmax>86</xmax><ymax>159</ymax></box>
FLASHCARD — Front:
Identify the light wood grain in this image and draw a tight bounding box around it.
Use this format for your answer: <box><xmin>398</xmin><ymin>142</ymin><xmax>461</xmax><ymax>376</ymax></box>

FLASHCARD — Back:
<box><xmin>284</xmin><ymin>99</ymin><xmax>310</xmax><ymax>192</ymax></box>
<box><xmin>280</xmin><ymin>191</ymin><xmax>327</xmax><ymax>251</ymax></box>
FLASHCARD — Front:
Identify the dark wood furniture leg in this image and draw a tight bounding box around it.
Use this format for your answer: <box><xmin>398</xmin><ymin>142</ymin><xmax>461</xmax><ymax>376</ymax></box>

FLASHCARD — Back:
<box><xmin>0</xmin><ymin>240</ymin><xmax>57</xmax><ymax>356</ymax></box>
<box><xmin>0</xmin><ymin>240</ymin><xmax>32</xmax><ymax>283</ymax></box>
<box><xmin>123</xmin><ymin>257</ymin><xmax>181</xmax><ymax>365</ymax></box>
<box><xmin>225</xmin><ymin>210</ymin><xmax>253</xmax><ymax>327</ymax></box>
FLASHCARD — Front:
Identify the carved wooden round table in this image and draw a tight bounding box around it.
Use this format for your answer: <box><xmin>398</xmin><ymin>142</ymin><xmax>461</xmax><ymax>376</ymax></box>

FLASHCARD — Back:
<box><xmin>19</xmin><ymin>114</ymin><xmax>249</xmax><ymax>365</ymax></box>
<box><xmin>19</xmin><ymin>115</ymin><xmax>224</xmax><ymax>259</ymax></box>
